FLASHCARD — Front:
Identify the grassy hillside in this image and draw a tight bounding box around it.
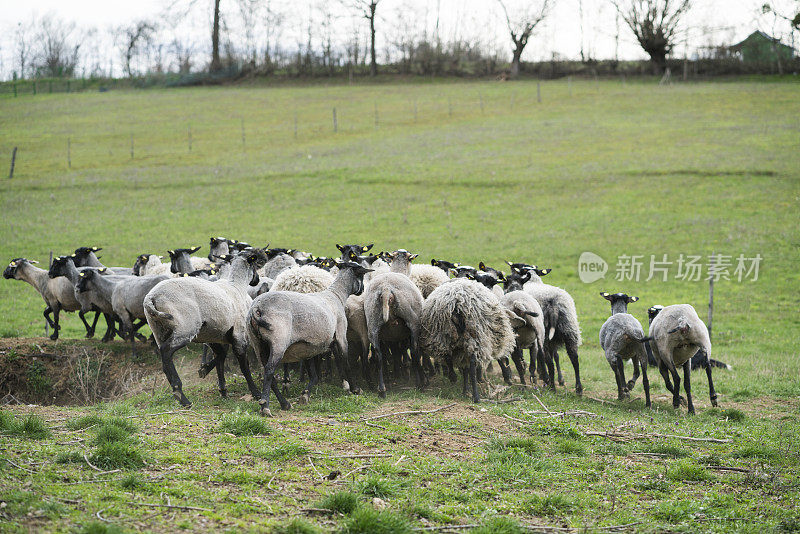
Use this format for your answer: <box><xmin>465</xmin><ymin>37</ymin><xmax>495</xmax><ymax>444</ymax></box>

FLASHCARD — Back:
<box><xmin>0</xmin><ymin>79</ymin><xmax>799</xmax><ymax>532</ymax></box>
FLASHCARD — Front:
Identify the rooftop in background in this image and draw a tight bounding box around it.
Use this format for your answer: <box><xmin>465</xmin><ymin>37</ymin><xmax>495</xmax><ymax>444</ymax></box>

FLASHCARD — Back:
<box><xmin>729</xmin><ymin>31</ymin><xmax>796</xmax><ymax>62</ymax></box>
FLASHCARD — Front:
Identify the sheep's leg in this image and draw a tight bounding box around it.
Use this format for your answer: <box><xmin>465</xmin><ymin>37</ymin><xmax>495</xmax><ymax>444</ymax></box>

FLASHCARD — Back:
<box><xmin>641</xmin><ymin>358</ymin><xmax>651</xmax><ymax>408</ymax></box>
<box><xmin>369</xmin><ymin>330</ymin><xmax>388</xmax><ymax>398</ymax></box>
<box><xmin>49</xmin><ymin>306</ymin><xmax>62</xmax><ymax>341</ymax></box>
<box><xmin>78</xmin><ymin>310</ymin><xmax>94</xmax><ymax>338</ymax></box>
<box><xmin>511</xmin><ymin>347</ymin><xmax>526</xmax><ymax>385</ymax></box>
<box><xmin>132</xmin><ymin>319</ymin><xmax>148</xmax><ymax>342</ymax></box>
<box><xmin>529</xmin><ymin>347</ymin><xmax>538</xmax><ymax>383</ymax></box>
<box><xmin>332</xmin><ymin>340</ymin><xmax>361</xmax><ymax>395</ymax></box>
<box><xmin>270</xmin><ymin>379</ymin><xmax>291</xmax><ymax>411</ymax></box>
<box><xmin>610</xmin><ymin>357</ymin><xmax>625</xmax><ymax>400</ymax></box>
<box><xmin>668</xmin><ymin>365</ymin><xmax>682</xmax><ymax>410</ymax></box>
<box><xmin>544</xmin><ymin>347</ymin><xmax>556</xmax><ymax>390</ymax></box>
<box><xmin>282</xmin><ymin>363</ymin><xmax>291</xmax><ymax>394</ymax></box>
<box><xmin>299</xmin><ymin>357</ymin><xmax>319</xmax><ymax>404</ymax></box>
<box><xmin>535</xmin><ymin>344</ymin><xmax>548</xmax><ymax>388</ymax></box>
<box><xmin>259</xmin><ymin>371</ymin><xmax>275</xmax><ymax>416</ymax></box>
<box><xmin>702</xmin><ymin>350</ymin><xmax>718</xmax><ymax>407</ymax></box>
<box><xmin>469</xmin><ymin>354</ymin><xmax>480</xmax><ymax>403</ymax></box>
<box><xmin>359</xmin><ymin>343</ymin><xmax>374</xmax><ymax>389</ymax></box>
<box><xmin>682</xmin><ymin>361</ymin><xmax>695</xmax><ymax>415</ymax></box>
<box><xmin>100</xmin><ymin>313</ymin><xmax>116</xmax><ymax>343</ymax></box>
<box><xmin>566</xmin><ymin>344</ymin><xmax>582</xmax><ymax>395</ymax></box>
<box><xmin>498</xmin><ymin>357</ymin><xmax>514</xmax><ymax>385</ymax></box>
<box><xmin>207</xmin><ymin>343</ymin><xmax>230</xmax><ymax>398</ymax></box>
<box><xmin>160</xmin><ymin>343</ymin><xmax>191</xmax><ymax>407</ymax></box>
<box><xmin>201</xmin><ymin>345</ymin><xmax>211</xmax><ymax>366</ymax></box>
<box><xmin>627</xmin><ymin>357</ymin><xmax>640</xmax><ymax>392</ymax></box>
<box><xmin>615</xmin><ymin>357</ymin><xmax>629</xmax><ymax>399</ymax></box>
<box><xmin>553</xmin><ymin>350</ymin><xmax>565</xmax><ymax>387</ymax></box>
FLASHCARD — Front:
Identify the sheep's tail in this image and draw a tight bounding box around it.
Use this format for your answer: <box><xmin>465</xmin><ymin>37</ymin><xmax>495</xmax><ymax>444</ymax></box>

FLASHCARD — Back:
<box><xmin>381</xmin><ymin>289</ymin><xmax>393</xmax><ymax>323</ymax></box>
<box><xmin>451</xmin><ymin>306</ymin><xmax>466</xmax><ymax>335</ymax></box>
<box><xmin>710</xmin><ymin>359</ymin><xmax>732</xmax><ymax>370</ymax></box>
<box><xmin>143</xmin><ymin>295</ymin><xmax>173</xmax><ymax>321</ymax></box>
<box><xmin>667</xmin><ymin>318</ymin><xmax>691</xmax><ymax>335</ymax></box>
<box><xmin>690</xmin><ymin>350</ymin><xmax>732</xmax><ymax>371</ymax></box>
<box><xmin>641</xmin><ymin>338</ymin><xmax>655</xmax><ymax>367</ymax></box>
<box><xmin>544</xmin><ymin>306</ymin><xmax>559</xmax><ymax>340</ymax></box>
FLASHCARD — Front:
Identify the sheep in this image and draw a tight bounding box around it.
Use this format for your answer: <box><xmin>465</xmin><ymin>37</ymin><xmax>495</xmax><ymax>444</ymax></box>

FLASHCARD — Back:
<box><xmin>4</xmin><ymin>258</ymin><xmax>87</xmax><ymax>340</ymax></box>
<box><xmin>599</xmin><ymin>292</ymin><xmax>651</xmax><ymax>407</ymax></box>
<box><xmin>419</xmin><ymin>278</ymin><xmax>517</xmax><ymax>403</ymax></box>
<box><xmin>647</xmin><ymin>303</ymin><xmax>719</xmax><ymax>414</ymax></box>
<box><xmin>430</xmin><ymin>259</ymin><xmax>457</xmax><ymax>274</ymax></box>
<box><xmin>48</xmin><ymin>255</ymin><xmax>113</xmax><ymax>341</ymax></box>
<box><xmin>143</xmin><ymin>249</ymin><xmax>267</xmax><ymax>407</ymax></box>
<box><xmin>363</xmin><ymin>250</ymin><xmax>425</xmax><ymax>397</ymax></box>
<box><xmin>132</xmin><ymin>254</ymin><xmax>169</xmax><ymax>276</ymax></box>
<box><xmin>167</xmin><ymin>247</ymin><xmax>205</xmax><ymax>274</ymax></box>
<box><xmin>74</xmin><ymin>268</ymin><xmax>136</xmax><ymax>342</ymax></box>
<box><xmin>504</xmin><ymin>265</ymin><xmax>583</xmax><ymax>395</ymax></box>
<box><xmin>647</xmin><ymin>305</ymin><xmax>731</xmax><ymax>371</ymax></box>
<box><xmin>478</xmin><ymin>262</ymin><xmax>506</xmax><ymax>298</ymax></box>
<box><xmin>208</xmin><ymin>237</ymin><xmax>235</xmax><ymax>260</ymax></box>
<box><xmin>72</xmin><ymin>247</ymin><xmax>133</xmax><ymax>275</ymax></box>
<box><xmin>77</xmin><ymin>269</ymin><xmax>167</xmax><ymax>352</ymax></box>
<box><xmin>500</xmin><ymin>290</ymin><xmax>546</xmax><ymax>386</ymax></box>
<box><xmin>247</xmin><ymin>261</ymin><xmax>372</xmax><ymax>416</ymax></box>
<box><xmin>259</xmin><ymin>248</ymin><xmax>297</xmax><ymax>279</ymax></box>
<box><xmin>272</xmin><ymin>265</ymin><xmax>334</xmax><ymax>293</ymax></box>
<box><xmin>409</xmin><ymin>264</ymin><xmax>450</xmax><ymax>298</ymax></box>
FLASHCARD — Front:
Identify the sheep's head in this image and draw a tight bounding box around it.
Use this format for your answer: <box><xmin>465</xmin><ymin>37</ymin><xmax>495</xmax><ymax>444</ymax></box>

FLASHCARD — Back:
<box><xmin>4</xmin><ymin>258</ymin><xmax>36</xmax><ymax>280</ymax></box>
<box><xmin>647</xmin><ymin>305</ymin><xmax>664</xmax><ymax>325</ymax></box>
<box><xmin>72</xmin><ymin>246</ymin><xmax>102</xmax><ymax>266</ymax></box>
<box><xmin>168</xmin><ymin>247</ymin><xmax>201</xmax><ymax>273</ymax></box>
<box><xmin>389</xmin><ymin>249</ymin><xmax>418</xmax><ymax>263</ymax></box>
<box><xmin>230</xmin><ymin>241</ymin><xmax>252</xmax><ymax>253</ymax></box>
<box><xmin>601</xmin><ymin>292</ymin><xmax>639</xmax><ymax>315</ymax></box>
<box><xmin>209</xmin><ymin>237</ymin><xmax>231</xmax><ymax>260</ymax></box>
<box><xmin>453</xmin><ymin>265</ymin><xmax>478</xmax><ymax>279</ymax></box>
<box><xmin>478</xmin><ymin>262</ymin><xmax>505</xmax><ymax>281</ymax></box>
<box><xmin>76</xmin><ymin>268</ymin><xmax>106</xmax><ymax>292</ymax></box>
<box><xmin>502</xmin><ymin>271</ymin><xmax>531</xmax><ymax>293</ymax></box>
<box><xmin>132</xmin><ymin>253</ymin><xmax>154</xmax><ymax>276</ymax></box>
<box><xmin>468</xmin><ymin>271</ymin><xmax>503</xmax><ymax>289</ymax></box>
<box><xmin>336</xmin><ymin>260</ymin><xmax>374</xmax><ymax>296</ymax></box>
<box><xmin>336</xmin><ymin>244</ymin><xmax>373</xmax><ymax>261</ymax></box>
<box><xmin>431</xmin><ymin>258</ymin><xmax>457</xmax><ymax>273</ymax></box>
<box><xmin>265</xmin><ymin>247</ymin><xmax>289</xmax><ymax>260</ymax></box>
<box><xmin>49</xmin><ymin>255</ymin><xmax>74</xmax><ymax>278</ymax></box>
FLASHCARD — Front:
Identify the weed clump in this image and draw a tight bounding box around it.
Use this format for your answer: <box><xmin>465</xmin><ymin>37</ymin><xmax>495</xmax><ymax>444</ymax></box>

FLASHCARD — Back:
<box><xmin>666</xmin><ymin>459</ymin><xmax>712</xmax><ymax>481</ymax></box>
<box><xmin>318</xmin><ymin>491</ymin><xmax>360</xmax><ymax>515</ymax></box>
<box><xmin>256</xmin><ymin>442</ymin><xmax>309</xmax><ymax>461</ymax></box>
<box><xmin>338</xmin><ymin>507</ymin><xmax>411</xmax><ymax>534</ymax></box>
<box><xmin>1</xmin><ymin>413</ymin><xmax>51</xmax><ymax>439</ymax></box>
<box><xmin>217</xmin><ymin>412</ymin><xmax>271</xmax><ymax>436</ymax></box>
<box><xmin>352</xmin><ymin>475</ymin><xmax>401</xmax><ymax>498</ymax></box>
<box><xmin>90</xmin><ymin>442</ymin><xmax>145</xmax><ymax>470</ymax></box>
<box><xmin>273</xmin><ymin>518</ymin><xmax>322</xmax><ymax>534</ymax></box>
<box><xmin>470</xmin><ymin>516</ymin><xmax>526</xmax><ymax>534</ymax></box>
<box><xmin>523</xmin><ymin>494</ymin><xmax>576</xmax><ymax>517</ymax></box>
<box><xmin>66</xmin><ymin>414</ymin><xmax>103</xmax><ymax>431</ymax></box>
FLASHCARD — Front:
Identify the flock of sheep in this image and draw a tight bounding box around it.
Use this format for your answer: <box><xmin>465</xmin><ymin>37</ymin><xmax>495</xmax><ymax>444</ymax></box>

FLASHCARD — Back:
<box><xmin>4</xmin><ymin>239</ymin><xmax>727</xmax><ymax>416</ymax></box>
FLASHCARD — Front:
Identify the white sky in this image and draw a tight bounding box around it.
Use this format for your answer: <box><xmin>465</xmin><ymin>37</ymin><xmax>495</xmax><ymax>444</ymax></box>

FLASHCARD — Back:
<box><xmin>0</xmin><ymin>0</ymin><xmax>795</xmax><ymax>79</ymax></box>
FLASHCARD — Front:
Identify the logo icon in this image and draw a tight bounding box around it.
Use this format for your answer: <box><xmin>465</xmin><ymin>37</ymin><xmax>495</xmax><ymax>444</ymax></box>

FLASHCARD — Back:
<box><xmin>578</xmin><ymin>252</ymin><xmax>607</xmax><ymax>283</ymax></box>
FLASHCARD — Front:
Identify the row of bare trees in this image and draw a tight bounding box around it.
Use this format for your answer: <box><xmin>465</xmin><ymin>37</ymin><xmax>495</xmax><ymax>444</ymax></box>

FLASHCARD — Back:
<box><xmin>5</xmin><ymin>0</ymin><xmax>799</xmax><ymax>81</ymax></box>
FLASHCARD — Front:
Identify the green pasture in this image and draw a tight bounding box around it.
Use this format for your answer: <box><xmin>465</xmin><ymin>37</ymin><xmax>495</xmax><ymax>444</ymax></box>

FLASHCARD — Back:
<box><xmin>0</xmin><ymin>78</ymin><xmax>799</xmax><ymax>532</ymax></box>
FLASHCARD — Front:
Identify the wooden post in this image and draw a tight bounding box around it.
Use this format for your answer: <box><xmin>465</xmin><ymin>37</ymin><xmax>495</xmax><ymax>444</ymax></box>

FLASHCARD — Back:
<box><xmin>13</xmin><ymin>83</ymin><xmax>17</xmax><ymax>98</ymax></box>
<box><xmin>67</xmin><ymin>137</ymin><xmax>71</xmax><ymax>169</ymax></box>
<box><xmin>9</xmin><ymin>147</ymin><xmax>17</xmax><ymax>179</ymax></box>
<box><xmin>332</xmin><ymin>107</ymin><xmax>337</xmax><ymax>132</ymax></box>
<box><xmin>188</xmin><ymin>125</ymin><xmax>192</xmax><ymax>151</ymax></box>
<box><xmin>240</xmin><ymin>118</ymin><xmax>246</xmax><ymax>151</ymax></box>
<box><xmin>537</xmin><ymin>81</ymin><xmax>541</xmax><ymax>103</ymax></box>
<box><xmin>293</xmin><ymin>112</ymin><xmax>298</xmax><ymax>139</ymax></box>
<box><xmin>448</xmin><ymin>97</ymin><xmax>452</xmax><ymax>117</ymax></box>
<box><xmin>374</xmin><ymin>102</ymin><xmax>378</xmax><ymax>127</ymax></box>
<box><xmin>130</xmin><ymin>133</ymin><xmax>134</xmax><ymax>159</ymax></box>
<box><xmin>413</xmin><ymin>100</ymin><xmax>417</xmax><ymax>122</ymax></box>
<box><xmin>568</xmin><ymin>75</ymin><xmax>572</xmax><ymax>96</ymax></box>
<box><xmin>479</xmin><ymin>93</ymin><xmax>484</xmax><ymax>113</ymax></box>
<box><xmin>708</xmin><ymin>252</ymin><xmax>715</xmax><ymax>341</ymax></box>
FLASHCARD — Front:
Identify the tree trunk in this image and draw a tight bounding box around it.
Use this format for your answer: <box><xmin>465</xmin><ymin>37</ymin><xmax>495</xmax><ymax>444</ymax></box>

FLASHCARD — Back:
<box><xmin>369</xmin><ymin>3</ymin><xmax>377</xmax><ymax>76</ymax></box>
<box><xmin>646</xmin><ymin>48</ymin><xmax>667</xmax><ymax>75</ymax></box>
<box><xmin>210</xmin><ymin>0</ymin><xmax>222</xmax><ymax>72</ymax></box>
<box><xmin>510</xmin><ymin>44</ymin><xmax>523</xmax><ymax>78</ymax></box>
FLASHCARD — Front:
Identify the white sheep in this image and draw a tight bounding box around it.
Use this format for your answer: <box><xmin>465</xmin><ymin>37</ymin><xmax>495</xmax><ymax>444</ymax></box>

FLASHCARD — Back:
<box><xmin>648</xmin><ymin>303</ymin><xmax>717</xmax><ymax>415</ymax></box>
<box><xmin>409</xmin><ymin>264</ymin><xmax>450</xmax><ymax>298</ymax></box>
<box><xmin>419</xmin><ymin>278</ymin><xmax>517</xmax><ymax>402</ymax></box>
<box><xmin>500</xmin><ymin>290</ymin><xmax>546</xmax><ymax>386</ymax></box>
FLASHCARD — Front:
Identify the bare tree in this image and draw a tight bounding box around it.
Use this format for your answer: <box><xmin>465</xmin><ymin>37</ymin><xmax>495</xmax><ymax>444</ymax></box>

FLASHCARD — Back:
<box><xmin>611</xmin><ymin>0</ymin><xmax>691</xmax><ymax>73</ymax></box>
<box><xmin>341</xmin><ymin>0</ymin><xmax>382</xmax><ymax>76</ymax></box>
<box><xmin>496</xmin><ymin>0</ymin><xmax>552</xmax><ymax>78</ymax></box>
<box><xmin>117</xmin><ymin>20</ymin><xmax>157</xmax><ymax>77</ymax></box>
<box><xmin>14</xmin><ymin>20</ymin><xmax>33</xmax><ymax>79</ymax></box>
<box><xmin>32</xmin><ymin>15</ymin><xmax>81</xmax><ymax>78</ymax></box>
<box><xmin>211</xmin><ymin>0</ymin><xmax>223</xmax><ymax>70</ymax></box>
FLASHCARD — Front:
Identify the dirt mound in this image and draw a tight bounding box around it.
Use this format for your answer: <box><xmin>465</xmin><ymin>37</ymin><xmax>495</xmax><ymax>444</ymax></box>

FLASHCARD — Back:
<box><xmin>0</xmin><ymin>338</ymin><xmax>160</xmax><ymax>406</ymax></box>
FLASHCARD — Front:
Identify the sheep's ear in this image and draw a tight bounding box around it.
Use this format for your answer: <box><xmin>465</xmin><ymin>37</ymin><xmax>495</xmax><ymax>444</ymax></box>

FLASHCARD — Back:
<box><xmin>336</xmin><ymin>244</ymin><xmax>344</xmax><ymax>252</ymax></box>
<box><xmin>430</xmin><ymin>259</ymin><xmax>437</xmax><ymax>266</ymax></box>
<box><xmin>628</xmin><ymin>296</ymin><xmax>639</xmax><ymax>303</ymax></box>
<box><xmin>497</xmin><ymin>271</ymin><xmax>506</xmax><ymax>281</ymax></box>
<box><xmin>99</xmin><ymin>267</ymin><xmax>107</xmax><ymax>273</ymax></box>
<box><xmin>409</xmin><ymin>253</ymin><xmax>418</xmax><ymax>261</ymax></box>
<box><xmin>600</xmin><ymin>292</ymin><xmax>611</xmax><ymax>300</ymax></box>
<box><xmin>504</xmin><ymin>309</ymin><xmax>526</xmax><ymax>329</ymax></box>
<box><xmin>479</xmin><ymin>261</ymin><xmax>487</xmax><ymax>271</ymax></box>
<box><xmin>364</xmin><ymin>244</ymin><xmax>374</xmax><ymax>252</ymax></box>
<box><xmin>29</xmin><ymin>260</ymin><xmax>39</xmax><ymax>264</ymax></box>
<box><xmin>190</xmin><ymin>246</ymin><xmax>201</xmax><ymax>253</ymax></box>
<box><xmin>536</xmin><ymin>268</ymin><xmax>551</xmax><ymax>276</ymax></box>
<box><xmin>521</xmin><ymin>271</ymin><xmax>531</xmax><ymax>283</ymax></box>
<box><xmin>70</xmin><ymin>254</ymin><xmax>76</xmax><ymax>257</ymax></box>
<box><xmin>168</xmin><ymin>250</ymin><xmax>174</xmax><ymax>255</ymax></box>
<box><xmin>78</xmin><ymin>272</ymin><xmax>85</xmax><ymax>277</ymax></box>
<box><xmin>92</xmin><ymin>247</ymin><xmax>101</xmax><ymax>252</ymax></box>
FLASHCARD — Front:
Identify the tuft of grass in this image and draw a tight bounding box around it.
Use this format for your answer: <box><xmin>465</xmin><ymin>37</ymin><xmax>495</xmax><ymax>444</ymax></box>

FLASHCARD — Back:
<box><xmin>55</xmin><ymin>450</ymin><xmax>85</xmax><ymax>464</ymax></box>
<box><xmin>93</xmin><ymin>422</ymin><xmax>136</xmax><ymax>445</ymax></box>
<box><xmin>470</xmin><ymin>516</ymin><xmax>526</xmax><ymax>534</ymax></box>
<box><xmin>720</xmin><ymin>408</ymin><xmax>746</xmax><ymax>422</ymax></box>
<box><xmin>89</xmin><ymin>442</ymin><xmax>145</xmax><ymax>470</ymax></box>
<box><xmin>555</xmin><ymin>438</ymin><xmax>587</xmax><ymax>456</ymax></box>
<box><xmin>643</xmin><ymin>443</ymin><xmax>690</xmax><ymax>458</ymax></box>
<box><xmin>256</xmin><ymin>442</ymin><xmax>309</xmax><ymax>462</ymax></box>
<box><xmin>102</xmin><ymin>417</ymin><xmax>138</xmax><ymax>434</ymax></box>
<box><xmin>352</xmin><ymin>475</ymin><xmax>402</xmax><ymax>499</ymax></box>
<box><xmin>653</xmin><ymin>500</ymin><xmax>699</xmax><ymax>522</ymax></box>
<box><xmin>0</xmin><ymin>410</ymin><xmax>14</xmax><ymax>431</ymax></box>
<box><xmin>78</xmin><ymin>522</ymin><xmax>126</xmax><ymax>534</ymax></box>
<box><xmin>272</xmin><ymin>518</ymin><xmax>322</xmax><ymax>534</ymax></box>
<box><xmin>666</xmin><ymin>459</ymin><xmax>712</xmax><ymax>482</ymax></box>
<box><xmin>523</xmin><ymin>494</ymin><xmax>576</xmax><ymax>517</ymax></box>
<box><xmin>66</xmin><ymin>414</ymin><xmax>103</xmax><ymax>431</ymax></box>
<box><xmin>733</xmin><ymin>444</ymin><xmax>782</xmax><ymax>463</ymax></box>
<box><xmin>317</xmin><ymin>491</ymin><xmax>360</xmax><ymax>515</ymax></box>
<box><xmin>2</xmin><ymin>413</ymin><xmax>51</xmax><ymax>439</ymax></box>
<box><xmin>119</xmin><ymin>473</ymin><xmax>144</xmax><ymax>490</ymax></box>
<box><xmin>217</xmin><ymin>412</ymin><xmax>271</xmax><ymax>436</ymax></box>
<box><xmin>338</xmin><ymin>507</ymin><xmax>412</xmax><ymax>534</ymax></box>
<box><xmin>488</xmin><ymin>436</ymin><xmax>540</xmax><ymax>454</ymax></box>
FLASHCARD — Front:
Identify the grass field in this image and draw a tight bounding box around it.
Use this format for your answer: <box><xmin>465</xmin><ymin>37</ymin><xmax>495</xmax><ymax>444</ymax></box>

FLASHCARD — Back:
<box><xmin>1</xmin><ymin>78</ymin><xmax>799</xmax><ymax>533</ymax></box>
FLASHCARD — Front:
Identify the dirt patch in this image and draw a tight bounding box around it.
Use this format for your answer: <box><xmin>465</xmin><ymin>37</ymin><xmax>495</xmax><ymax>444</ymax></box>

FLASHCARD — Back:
<box><xmin>0</xmin><ymin>337</ymin><xmax>159</xmax><ymax>406</ymax></box>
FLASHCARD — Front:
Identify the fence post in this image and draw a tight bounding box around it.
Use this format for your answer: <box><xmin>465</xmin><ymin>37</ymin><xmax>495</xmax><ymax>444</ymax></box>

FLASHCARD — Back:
<box><xmin>9</xmin><ymin>147</ymin><xmax>17</xmax><ymax>179</ymax></box>
<box><xmin>293</xmin><ymin>112</ymin><xmax>298</xmax><ymax>139</ymax></box>
<box><xmin>537</xmin><ymin>81</ymin><xmax>541</xmax><ymax>103</ymax></box>
<box><xmin>67</xmin><ymin>137</ymin><xmax>71</xmax><ymax>169</ymax></box>
<box><xmin>332</xmin><ymin>107</ymin><xmax>337</xmax><ymax>132</ymax></box>
<box><xmin>13</xmin><ymin>83</ymin><xmax>17</xmax><ymax>98</ymax></box>
<box><xmin>188</xmin><ymin>125</ymin><xmax>192</xmax><ymax>151</ymax></box>
<box><xmin>374</xmin><ymin>102</ymin><xmax>378</xmax><ymax>127</ymax></box>
<box><xmin>130</xmin><ymin>134</ymin><xmax>134</xmax><ymax>159</ymax></box>
<box><xmin>240</xmin><ymin>118</ymin><xmax>246</xmax><ymax>151</ymax></box>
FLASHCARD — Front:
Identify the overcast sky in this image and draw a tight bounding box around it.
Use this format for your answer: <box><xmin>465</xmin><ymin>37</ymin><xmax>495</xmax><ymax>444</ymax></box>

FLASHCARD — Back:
<box><xmin>0</xmin><ymin>0</ymin><xmax>794</xmax><ymax>79</ymax></box>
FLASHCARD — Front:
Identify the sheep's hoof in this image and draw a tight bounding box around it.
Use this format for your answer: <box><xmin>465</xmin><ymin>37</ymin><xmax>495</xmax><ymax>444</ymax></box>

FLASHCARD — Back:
<box><xmin>687</xmin><ymin>407</ymin><xmax>696</xmax><ymax>415</ymax></box>
<box><xmin>350</xmin><ymin>386</ymin><xmax>362</xmax><ymax>395</ymax></box>
<box><xmin>260</xmin><ymin>407</ymin><xmax>273</xmax><ymax>417</ymax></box>
<box><xmin>198</xmin><ymin>366</ymin><xmax>210</xmax><ymax>379</ymax></box>
<box><xmin>711</xmin><ymin>397</ymin><xmax>719</xmax><ymax>407</ymax></box>
<box><xmin>447</xmin><ymin>371</ymin><xmax>457</xmax><ymax>383</ymax></box>
<box><xmin>49</xmin><ymin>332</ymin><xmax>59</xmax><ymax>341</ymax></box>
<box><xmin>299</xmin><ymin>392</ymin><xmax>310</xmax><ymax>405</ymax></box>
<box><xmin>219</xmin><ymin>389</ymin><xmax>228</xmax><ymax>399</ymax></box>
<box><xmin>85</xmin><ymin>331</ymin><xmax>94</xmax><ymax>339</ymax></box>
<box><xmin>558</xmin><ymin>380</ymin><xmax>566</xmax><ymax>387</ymax></box>
<box><xmin>626</xmin><ymin>380</ymin><xmax>636</xmax><ymax>391</ymax></box>
<box><xmin>575</xmin><ymin>386</ymin><xmax>583</xmax><ymax>396</ymax></box>
<box><xmin>378</xmin><ymin>390</ymin><xmax>387</xmax><ymax>399</ymax></box>
<box><xmin>173</xmin><ymin>391</ymin><xmax>192</xmax><ymax>408</ymax></box>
